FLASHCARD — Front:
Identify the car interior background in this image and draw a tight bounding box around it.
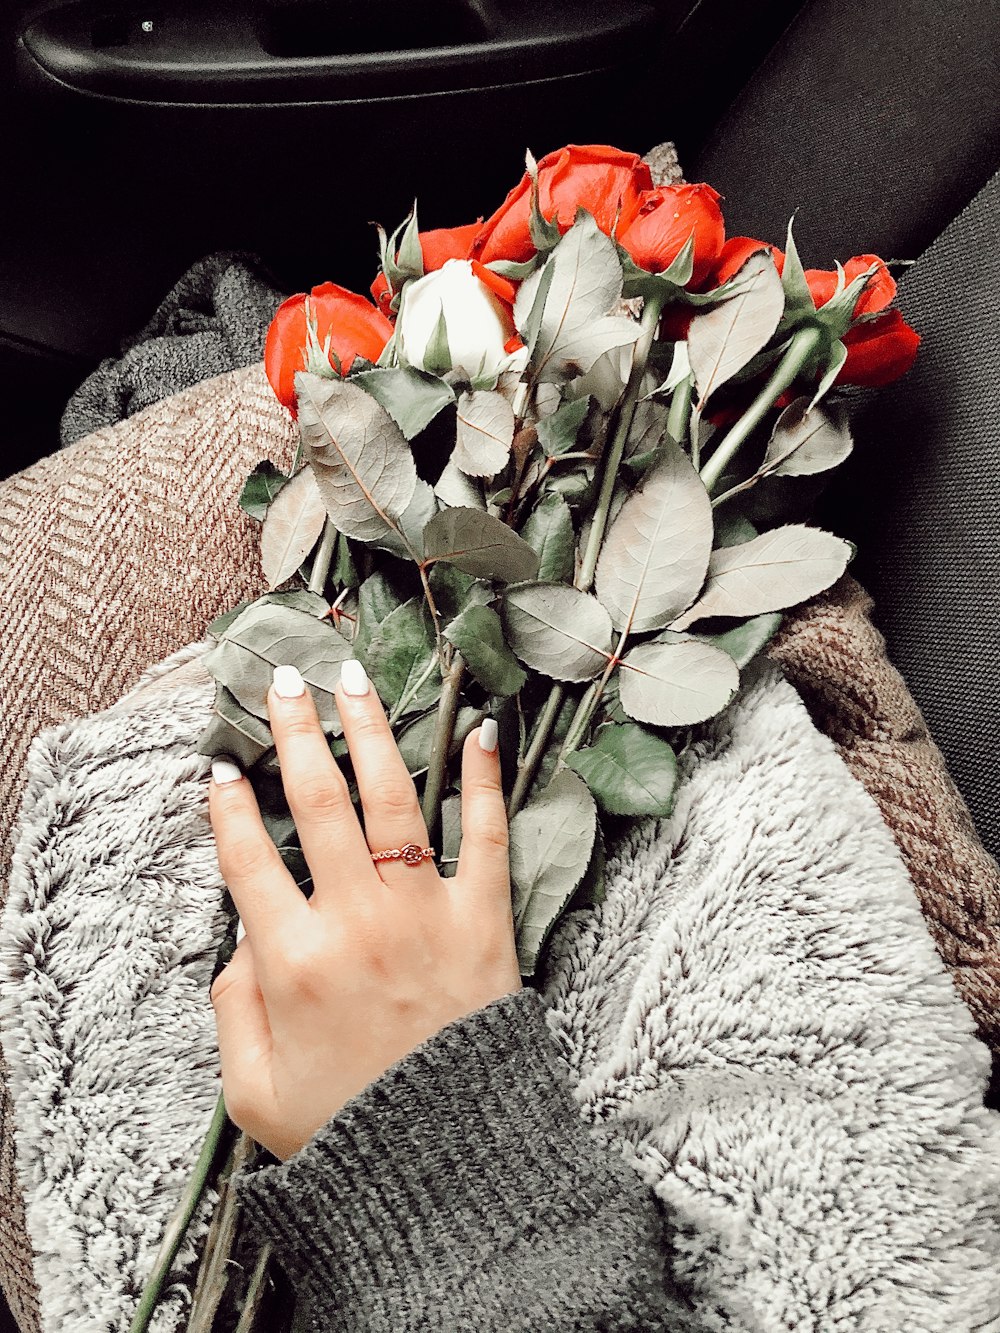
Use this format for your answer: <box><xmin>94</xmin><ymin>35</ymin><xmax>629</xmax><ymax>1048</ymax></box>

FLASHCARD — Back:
<box><xmin>0</xmin><ymin>0</ymin><xmax>997</xmax><ymax>1328</ymax></box>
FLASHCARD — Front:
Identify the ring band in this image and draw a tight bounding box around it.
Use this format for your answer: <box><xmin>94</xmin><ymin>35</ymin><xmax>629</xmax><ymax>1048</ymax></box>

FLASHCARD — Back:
<box><xmin>371</xmin><ymin>842</ymin><xmax>435</xmax><ymax>867</ymax></box>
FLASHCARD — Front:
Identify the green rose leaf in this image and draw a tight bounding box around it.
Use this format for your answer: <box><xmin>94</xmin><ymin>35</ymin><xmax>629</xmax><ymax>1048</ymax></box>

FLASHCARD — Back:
<box><xmin>352</xmin><ymin>367</ymin><xmax>455</xmax><ymax>441</ymax></box>
<box><xmin>502</xmin><ymin>582</ymin><xmax>613</xmax><ymax>682</ymax></box>
<box><xmin>618</xmin><ymin>637</ymin><xmax>740</xmax><ymax>727</ymax></box>
<box><xmin>536</xmin><ymin>395</ymin><xmax>591</xmax><ymax>456</ymax></box>
<box><xmin>204</xmin><ymin>601</ymin><xmax>353</xmax><ymax>732</ymax></box>
<box><xmin>453</xmin><ymin>386</ymin><xmax>517</xmax><ymax>479</ymax></box>
<box><xmin>427</xmin><ymin>563</ymin><xmax>493</xmax><ymax>626</ymax></box>
<box><xmin>510</xmin><ymin>768</ymin><xmax>598</xmax><ymax>977</ymax></box>
<box><xmin>208</xmin><ymin>601</ymin><xmax>252</xmax><ymax>638</ymax></box>
<box><xmin>515</xmin><ymin>212</ymin><xmax>640</xmax><ymax>384</ymax></box>
<box><xmin>259</xmin><ymin>467</ymin><xmax>328</xmax><ymax>590</ymax></box>
<box><xmin>671</xmin><ymin>525</ymin><xmax>853</xmax><ymax>629</ymax></box>
<box><xmin>331</xmin><ymin>531</ymin><xmax>359</xmax><ymax>589</ymax></box>
<box><xmin>594</xmin><ymin>441</ymin><xmax>713</xmax><ymax>633</ymax></box>
<box><xmin>520</xmin><ymin>492</ymin><xmax>575</xmax><ymax>584</ymax></box>
<box><xmin>453</xmin><ymin>390</ymin><xmax>516</xmax><ymax>478</ymax></box>
<box><xmin>445</xmin><ymin>604</ymin><xmax>527</xmax><ymax>697</ymax></box>
<box><xmin>372</xmin><ymin>478</ymin><xmax>437</xmax><ymax>562</ymax></box>
<box><xmin>687</xmin><ymin>250</ymin><xmax>786</xmax><ymax>405</ymax></box>
<box><xmin>198</xmin><ymin>683</ymin><xmax>274</xmax><ymax>767</ymax></box>
<box><xmin>763</xmin><ymin>397</ymin><xmax>853</xmax><ymax>477</ymax></box>
<box><xmin>705</xmin><ymin>612</ymin><xmax>784</xmax><ymax>668</ymax></box>
<box><xmin>360</xmin><ymin>597</ymin><xmax>439</xmax><ymax>719</ymax></box>
<box><xmin>566</xmin><ymin>722</ymin><xmax>678</xmax><ymax>818</ymax></box>
<box><xmin>296</xmin><ymin>372</ymin><xmax>417</xmax><ymax>543</ymax></box>
<box><xmin>422</xmin><ymin>507</ymin><xmax>539</xmax><ymax>583</ymax></box>
<box><xmin>567</xmin><ymin>822</ymin><xmax>606</xmax><ymax>910</ymax></box>
<box><xmin>434</xmin><ymin>460</ymin><xmax>486</xmax><ymax>510</ymax></box>
<box><xmin>622</xmin><ymin>397</ymin><xmax>670</xmax><ymax>473</ymax></box>
<box><xmin>239</xmin><ymin>460</ymin><xmax>288</xmax><ymax>521</ymax></box>
<box><xmin>395</xmin><ymin>707</ymin><xmax>482</xmax><ymax>778</ymax></box>
<box><xmin>355</xmin><ymin>570</ymin><xmax>405</xmax><ymax>648</ymax></box>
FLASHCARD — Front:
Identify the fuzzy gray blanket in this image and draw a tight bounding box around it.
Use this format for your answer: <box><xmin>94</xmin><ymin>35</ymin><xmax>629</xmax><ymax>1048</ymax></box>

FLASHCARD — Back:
<box><xmin>0</xmin><ymin>652</ymin><xmax>998</xmax><ymax>1333</ymax></box>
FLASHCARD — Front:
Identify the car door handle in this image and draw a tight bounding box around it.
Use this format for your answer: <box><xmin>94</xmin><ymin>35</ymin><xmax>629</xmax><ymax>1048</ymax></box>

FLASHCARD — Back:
<box><xmin>19</xmin><ymin>0</ymin><xmax>662</xmax><ymax>105</ymax></box>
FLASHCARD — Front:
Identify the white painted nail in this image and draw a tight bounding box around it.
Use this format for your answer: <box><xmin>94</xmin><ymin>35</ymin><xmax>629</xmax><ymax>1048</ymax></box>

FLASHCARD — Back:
<box><xmin>341</xmin><ymin>659</ymin><xmax>370</xmax><ymax>697</ymax></box>
<box><xmin>211</xmin><ymin>757</ymin><xmax>243</xmax><ymax>785</ymax></box>
<box><xmin>236</xmin><ymin>918</ymin><xmax>246</xmax><ymax>944</ymax></box>
<box><xmin>273</xmin><ymin>664</ymin><xmax>306</xmax><ymax>698</ymax></box>
<box><xmin>479</xmin><ymin>718</ymin><xmax>499</xmax><ymax>753</ymax></box>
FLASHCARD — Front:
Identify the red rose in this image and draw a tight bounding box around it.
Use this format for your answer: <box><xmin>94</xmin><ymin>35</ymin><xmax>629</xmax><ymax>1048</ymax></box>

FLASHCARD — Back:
<box><xmin>838</xmin><ymin>308</ymin><xmax>921</xmax><ymax>386</ymax></box>
<box><xmin>371</xmin><ymin>221</ymin><xmax>482</xmax><ymax>316</ymax></box>
<box><xmin>420</xmin><ymin>221</ymin><xmax>482</xmax><ymax>270</ymax></box>
<box><xmin>265</xmin><ymin>283</ymin><xmax>393</xmax><ymax>413</ymax></box>
<box><xmin>618</xmin><ymin>183</ymin><xmax>725</xmax><ymax>285</ymax></box>
<box><xmin>470</xmin><ymin>144</ymin><xmax>653</xmax><ymax>264</ymax></box>
<box><xmin>804</xmin><ymin>254</ymin><xmax>896</xmax><ymax>317</ymax></box>
<box><xmin>712</xmin><ymin>236</ymin><xmax>786</xmax><ymax>284</ymax></box>
<box><xmin>804</xmin><ymin>255</ymin><xmax>918</xmax><ymax>385</ymax></box>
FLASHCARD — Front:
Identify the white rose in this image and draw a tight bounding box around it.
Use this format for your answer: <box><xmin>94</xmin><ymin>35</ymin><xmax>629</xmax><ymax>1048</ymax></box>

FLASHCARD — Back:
<box><xmin>397</xmin><ymin>259</ymin><xmax>518</xmax><ymax>382</ymax></box>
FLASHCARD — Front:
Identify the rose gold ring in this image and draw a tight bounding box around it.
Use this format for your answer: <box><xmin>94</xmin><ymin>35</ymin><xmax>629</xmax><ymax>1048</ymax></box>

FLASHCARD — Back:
<box><xmin>370</xmin><ymin>842</ymin><xmax>435</xmax><ymax>867</ymax></box>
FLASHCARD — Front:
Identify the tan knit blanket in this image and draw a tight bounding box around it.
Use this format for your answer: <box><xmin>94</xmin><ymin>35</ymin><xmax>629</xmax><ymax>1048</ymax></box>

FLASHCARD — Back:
<box><xmin>0</xmin><ymin>364</ymin><xmax>997</xmax><ymax>1333</ymax></box>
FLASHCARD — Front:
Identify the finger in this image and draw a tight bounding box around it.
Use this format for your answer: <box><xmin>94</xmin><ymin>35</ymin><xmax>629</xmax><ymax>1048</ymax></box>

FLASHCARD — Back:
<box><xmin>335</xmin><ymin>659</ymin><xmax>437</xmax><ymax>885</ymax></box>
<box><xmin>209</xmin><ymin>756</ymin><xmax>310</xmax><ymax>954</ymax></box>
<box><xmin>209</xmin><ymin>941</ymin><xmax>275</xmax><ymax>1137</ymax></box>
<box><xmin>456</xmin><ymin>721</ymin><xmax>511</xmax><ymax>905</ymax></box>
<box><xmin>267</xmin><ymin>664</ymin><xmax>375</xmax><ymax>901</ymax></box>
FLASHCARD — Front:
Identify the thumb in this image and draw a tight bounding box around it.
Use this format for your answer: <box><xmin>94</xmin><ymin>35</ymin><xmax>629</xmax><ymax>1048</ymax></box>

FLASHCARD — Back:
<box><xmin>210</xmin><ymin>942</ymin><xmax>273</xmax><ymax>1130</ymax></box>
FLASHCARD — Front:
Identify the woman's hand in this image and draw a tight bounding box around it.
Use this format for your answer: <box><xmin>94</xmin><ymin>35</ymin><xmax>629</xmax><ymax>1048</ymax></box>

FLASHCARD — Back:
<box><xmin>207</xmin><ymin>658</ymin><xmax>521</xmax><ymax>1162</ymax></box>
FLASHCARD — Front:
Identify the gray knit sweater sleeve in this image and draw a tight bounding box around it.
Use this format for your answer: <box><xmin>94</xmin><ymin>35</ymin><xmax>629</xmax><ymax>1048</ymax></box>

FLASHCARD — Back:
<box><xmin>232</xmin><ymin>987</ymin><xmax>692</xmax><ymax>1332</ymax></box>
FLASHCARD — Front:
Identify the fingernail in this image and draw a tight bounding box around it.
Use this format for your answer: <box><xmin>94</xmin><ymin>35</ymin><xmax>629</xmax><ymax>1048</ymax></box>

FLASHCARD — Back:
<box><xmin>479</xmin><ymin>718</ymin><xmax>499</xmax><ymax>753</ymax></box>
<box><xmin>341</xmin><ymin>659</ymin><xmax>369</xmax><ymax>697</ymax></box>
<box><xmin>212</xmin><ymin>756</ymin><xmax>243</xmax><ymax>785</ymax></box>
<box><xmin>273</xmin><ymin>664</ymin><xmax>306</xmax><ymax>698</ymax></box>
<box><xmin>236</xmin><ymin>918</ymin><xmax>246</xmax><ymax>944</ymax></box>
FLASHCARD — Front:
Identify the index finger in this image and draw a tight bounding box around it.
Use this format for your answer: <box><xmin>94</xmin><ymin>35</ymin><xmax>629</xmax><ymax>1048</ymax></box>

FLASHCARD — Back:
<box><xmin>208</xmin><ymin>756</ymin><xmax>310</xmax><ymax>959</ymax></box>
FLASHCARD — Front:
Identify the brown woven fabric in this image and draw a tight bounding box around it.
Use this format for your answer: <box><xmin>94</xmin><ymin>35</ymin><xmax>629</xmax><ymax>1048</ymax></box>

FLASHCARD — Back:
<box><xmin>773</xmin><ymin>578</ymin><xmax>1000</xmax><ymax>1054</ymax></box>
<box><xmin>0</xmin><ymin>365</ymin><xmax>296</xmax><ymax>1333</ymax></box>
<box><xmin>0</xmin><ymin>366</ymin><xmax>997</xmax><ymax>1331</ymax></box>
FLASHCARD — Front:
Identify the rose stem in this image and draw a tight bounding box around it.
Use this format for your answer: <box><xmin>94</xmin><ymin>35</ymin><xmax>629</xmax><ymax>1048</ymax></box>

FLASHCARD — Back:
<box><xmin>307</xmin><ymin>519</ymin><xmax>339</xmax><ymax>597</ymax></box>
<box><xmin>417</xmin><ymin>377</ymin><xmax>539</xmax><ymax>834</ymax></box>
<box><xmin>420</xmin><ymin>649</ymin><xmax>465</xmax><ymax>839</ymax></box>
<box><xmin>234</xmin><ymin>1242</ymin><xmax>275</xmax><ymax>1333</ymax></box>
<box><xmin>667</xmin><ymin>373</ymin><xmax>694</xmax><ymax>448</ymax></box>
<box><xmin>129</xmin><ymin>1092</ymin><xmax>233</xmax><ymax>1333</ymax></box>
<box><xmin>698</xmin><ymin>323</ymin><xmax>826</xmax><ymax>492</ymax></box>
<box><xmin>507</xmin><ymin>289</ymin><xmax>666</xmax><ymax>817</ymax></box>
<box><xmin>185</xmin><ymin>1132</ymin><xmax>257</xmax><ymax>1333</ymax></box>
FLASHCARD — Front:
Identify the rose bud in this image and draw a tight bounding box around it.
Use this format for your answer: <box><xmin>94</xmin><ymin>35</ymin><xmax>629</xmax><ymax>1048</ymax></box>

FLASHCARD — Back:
<box><xmin>371</xmin><ymin>221</ymin><xmax>482</xmax><ymax>316</ymax></box>
<box><xmin>470</xmin><ymin>144</ymin><xmax>653</xmax><ymax>265</ymax></box>
<box><xmin>805</xmin><ymin>253</ymin><xmax>897</xmax><ymax>318</ymax></box>
<box><xmin>618</xmin><ymin>184</ymin><xmax>725</xmax><ymax>286</ymax></box>
<box><xmin>805</xmin><ymin>255</ymin><xmax>919</xmax><ymax>385</ymax></box>
<box><xmin>265</xmin><ymin>283</ymin><xmax>393</xmax><ymax>413</ymax></box>
<box><xmin>397</xmin><ymin>258</ymin><xmax>521</xmax><ymax>381</ymax></box>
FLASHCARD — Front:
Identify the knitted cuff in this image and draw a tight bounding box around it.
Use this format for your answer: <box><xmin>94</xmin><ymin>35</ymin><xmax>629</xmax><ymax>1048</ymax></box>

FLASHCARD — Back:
<box><xmin>232</xmin><ymin>988</ymin><xmax>609</xmax><ymax>1318</ymax></box>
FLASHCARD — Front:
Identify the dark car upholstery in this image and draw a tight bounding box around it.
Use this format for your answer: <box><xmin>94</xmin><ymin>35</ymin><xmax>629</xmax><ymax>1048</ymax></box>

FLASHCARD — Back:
<box><xmin>689</xmin><ymin>0</ymin><xmax>1000</xmax><ymax>861</ymax></box>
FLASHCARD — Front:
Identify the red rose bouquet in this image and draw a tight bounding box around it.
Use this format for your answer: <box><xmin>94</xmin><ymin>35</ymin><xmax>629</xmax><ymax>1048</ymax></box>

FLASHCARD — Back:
<box><xmin>131</xmin><ymin>143</ymin><xmax>919</xmax><ymax>1332</ymax></box>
